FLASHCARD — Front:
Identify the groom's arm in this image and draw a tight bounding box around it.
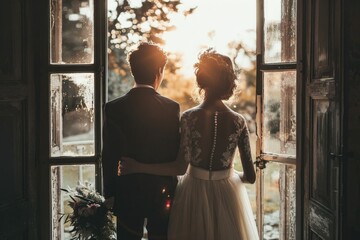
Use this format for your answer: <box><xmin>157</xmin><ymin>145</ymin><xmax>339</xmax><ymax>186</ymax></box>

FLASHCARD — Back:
<box><xmin>120</xmin><ymin>110</ymin><xmax>188</xmax><ymax>177</ymax></box>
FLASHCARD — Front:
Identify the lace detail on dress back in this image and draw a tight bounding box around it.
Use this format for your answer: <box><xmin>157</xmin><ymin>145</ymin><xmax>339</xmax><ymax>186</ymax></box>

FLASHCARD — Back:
<box><xmin>181</xmin><ymin>111</ymin><xmax>202</xmax><ymax>164</ymax></box>
<box><xmin>179</xmin><ymin>108</ymin><xmax>251</xmax><ymax>171</ymax></box>
<box><xmin>220</xmin><ymin>116</ymin><xmax>243</xmax><ymax>167</ymax></box>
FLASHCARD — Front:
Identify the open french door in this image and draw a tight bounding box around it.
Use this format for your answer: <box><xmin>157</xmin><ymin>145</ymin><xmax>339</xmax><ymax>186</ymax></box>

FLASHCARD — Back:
<box><xmin>256</xmin><ymin>0</ymin><xmax>343</xmax><ymax>239</ymax></box>
<box><xmin>256</xmin><ymin>0</ymin><xmax>297</xmax><ymax>239</ymax></box>
<box><xmin>37</xmin><ymin>0</ymin><xmax>107</xmax><ymax>239</ymax></box>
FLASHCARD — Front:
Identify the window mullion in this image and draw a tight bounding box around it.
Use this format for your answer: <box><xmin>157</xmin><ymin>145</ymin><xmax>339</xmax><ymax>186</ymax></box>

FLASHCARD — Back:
<box><xmin>256</xmin><ymin>169</ymin><xmax>265</xmax><ymax>239</ymax></box>
<box><xmin>256</xmin><ymin>0</ymin><xmax>265</xmax><ymax>238</ymax></box>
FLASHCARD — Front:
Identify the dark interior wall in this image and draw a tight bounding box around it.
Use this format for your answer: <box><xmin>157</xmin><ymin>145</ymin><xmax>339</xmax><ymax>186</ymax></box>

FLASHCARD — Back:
<box><xmin>0</xmin><ymin>0</ymin><xmax>38</xmax><ymax>239</ymax></box>
<box><xmin>344</xmin><ymin>0</ymin><xmax>360</xmax><ymax>238</ymax></box>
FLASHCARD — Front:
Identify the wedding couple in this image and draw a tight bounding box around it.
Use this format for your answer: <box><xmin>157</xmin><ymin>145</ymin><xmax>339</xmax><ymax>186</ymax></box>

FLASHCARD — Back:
<box><xmin>102</xmin><ymin>42</ymin><xmax>259</xmax><ymax>240</ymax></box>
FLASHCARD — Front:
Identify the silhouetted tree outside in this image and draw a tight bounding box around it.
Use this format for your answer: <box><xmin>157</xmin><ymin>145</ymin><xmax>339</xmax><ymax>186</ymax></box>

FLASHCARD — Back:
<box><xmin>107</xmin><ymin>0</ymin><xmax>257</xmax><ymax>129</ymax></box>
<box><xmin>107</xmin><ymin>0</ymin><xmax>195</xmax><ymax>101</ymax></box>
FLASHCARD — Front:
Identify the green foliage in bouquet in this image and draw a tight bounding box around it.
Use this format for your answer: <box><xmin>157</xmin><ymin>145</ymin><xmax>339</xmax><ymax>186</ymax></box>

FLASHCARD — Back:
<box><xmin>59</xmin><ymin>184</ymin><xmax>116</xmax><ymax>240</ymax></box>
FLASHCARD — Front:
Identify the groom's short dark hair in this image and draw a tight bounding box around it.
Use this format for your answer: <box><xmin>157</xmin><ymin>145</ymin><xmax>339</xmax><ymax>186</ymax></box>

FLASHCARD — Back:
<box><xmin>128</xmin><ymin>42</ymin><xmax>167</xmax><ymax>85</ymax></box>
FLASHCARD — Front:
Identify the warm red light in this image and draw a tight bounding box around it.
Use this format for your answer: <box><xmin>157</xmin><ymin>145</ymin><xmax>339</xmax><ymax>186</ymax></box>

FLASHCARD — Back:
<box><xmin>165</xmin><ymin>200</ymin><xmax>171</xmax><ymax>209</ymax></box>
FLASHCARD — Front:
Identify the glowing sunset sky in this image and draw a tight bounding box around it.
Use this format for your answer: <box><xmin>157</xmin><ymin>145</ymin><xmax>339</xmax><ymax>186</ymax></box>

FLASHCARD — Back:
<box><xmin>162</xmin><ymin>0</ymin><xmax>256</xmax><ymax>76</ymax></box>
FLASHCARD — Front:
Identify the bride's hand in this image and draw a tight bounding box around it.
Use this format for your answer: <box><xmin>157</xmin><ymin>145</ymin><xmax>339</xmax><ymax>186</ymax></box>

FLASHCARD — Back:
<box><xmin>118</xmin><ymin>156</ymin><xmax>140</xmax><ymax>175</ymax></box>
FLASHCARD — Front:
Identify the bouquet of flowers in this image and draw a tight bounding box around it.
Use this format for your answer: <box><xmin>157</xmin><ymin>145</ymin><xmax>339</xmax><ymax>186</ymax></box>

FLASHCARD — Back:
<box><xmin>60</xmin><ymin>183</ymin><xmax>116</xmax><ymax>240</ymax></box>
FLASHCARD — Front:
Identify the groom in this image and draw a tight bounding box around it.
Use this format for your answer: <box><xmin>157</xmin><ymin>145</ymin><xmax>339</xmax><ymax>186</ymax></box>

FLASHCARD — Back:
<box><xmin>102</xmin><ymin>42</ymin><xmax>180</xmax><ymax>240</ymax></box>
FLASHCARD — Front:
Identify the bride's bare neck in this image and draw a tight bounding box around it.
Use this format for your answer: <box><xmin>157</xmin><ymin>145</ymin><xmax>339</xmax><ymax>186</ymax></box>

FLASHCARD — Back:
<box><xmin>198</xmin><ymin>99</ymin><xmax>229</xmax><ymax>112</ymax></box>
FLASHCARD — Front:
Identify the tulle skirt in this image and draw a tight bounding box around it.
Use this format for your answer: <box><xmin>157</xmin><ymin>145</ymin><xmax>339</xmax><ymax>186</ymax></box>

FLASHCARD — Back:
<box><xmin>168</xmin><ymin>166</ymin><xmax>259</xmax><ymax>240</ymax></box>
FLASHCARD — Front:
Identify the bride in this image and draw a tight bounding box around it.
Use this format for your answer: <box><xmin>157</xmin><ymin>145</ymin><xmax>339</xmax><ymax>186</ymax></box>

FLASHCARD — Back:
<box><xmin>121</xmin><ymin>48</ymin><xmax>259</xmax><ymax>240</ymax></box>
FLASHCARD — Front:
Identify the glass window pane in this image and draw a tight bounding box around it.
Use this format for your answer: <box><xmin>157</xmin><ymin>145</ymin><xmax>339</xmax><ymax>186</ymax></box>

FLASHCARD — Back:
<box><xmin>263</xmin><ymin>71</ymin><xmax>296</xmax><ymax>156</ymax></box>
<box><xmin>50</xmin><ymin>0</ymin><xmax>94</xmax><ymax>64</ymax></box>
<box><xmin>51</xmin><ymin>165</ymin><xmax>96</xmax><ymax>240</ymax></box>
<box><xmin>264</xmin><ymin>0</ymin><xmax>296</xmax><ymax>63</ymax></box>
<box><xmin>263</xmin><ymin>163</ymin><xmax>296</xmax><ymax>240</ymax></box>
<box><xmin>50</xmin><ymin>73</ymin><xmax>95</xmax><ymax>157</ymax></box>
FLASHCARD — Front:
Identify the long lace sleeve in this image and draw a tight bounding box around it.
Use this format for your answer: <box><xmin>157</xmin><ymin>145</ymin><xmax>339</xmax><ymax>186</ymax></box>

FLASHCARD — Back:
<box><xmin>237</xmin><ymin>116</ymin><xmax>256</xmax><ymax>183</ymax></box>
<box><xmin>177</xmin><ymin>112</ymin><xmax>193</xmax><ymax>163</ymax></box>
<box><xmin>238</xmin><ymin>119</ymin><xmax>252</xmax><ymax>163</ymax></box>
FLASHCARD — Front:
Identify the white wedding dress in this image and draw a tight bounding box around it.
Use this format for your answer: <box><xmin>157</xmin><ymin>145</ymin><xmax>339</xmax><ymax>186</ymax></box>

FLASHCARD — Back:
<box><xmin>167</xmin><ymin>108</ymin><xmax>259</xmax><ymax>240</ymax></box>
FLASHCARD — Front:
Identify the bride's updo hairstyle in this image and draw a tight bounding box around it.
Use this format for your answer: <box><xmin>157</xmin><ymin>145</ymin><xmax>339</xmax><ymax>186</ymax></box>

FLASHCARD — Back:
<box><xmin>194</xmin><ymin>48</ymin><xmax>237</xmax><ymax>100</ymax></box>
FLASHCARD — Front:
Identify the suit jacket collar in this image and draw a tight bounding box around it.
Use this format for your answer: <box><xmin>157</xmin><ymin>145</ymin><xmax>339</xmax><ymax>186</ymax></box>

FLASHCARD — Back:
<box><xmin>128</xmin><ymin>87</ymin><xmax>159</xmax><ymax>95</ymax></box>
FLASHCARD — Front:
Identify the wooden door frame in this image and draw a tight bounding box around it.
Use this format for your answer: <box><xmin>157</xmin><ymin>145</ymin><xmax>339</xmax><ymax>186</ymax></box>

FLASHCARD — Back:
<box><xmin>296</xmin><ymin>0</ymin><xmax>305</xmax><ymax>238</ymax></box>
<box><xmin>34</xmin><ymin>0</ymin><xmax>108</xmax><ymax>238</ymax></box>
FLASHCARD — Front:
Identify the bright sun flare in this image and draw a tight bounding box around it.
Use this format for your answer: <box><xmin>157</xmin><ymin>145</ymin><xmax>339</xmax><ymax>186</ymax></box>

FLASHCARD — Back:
<box><xmin>161</xmin><ymin>0</ymin><xmax>256</xmax><ymax>76</ymax></box>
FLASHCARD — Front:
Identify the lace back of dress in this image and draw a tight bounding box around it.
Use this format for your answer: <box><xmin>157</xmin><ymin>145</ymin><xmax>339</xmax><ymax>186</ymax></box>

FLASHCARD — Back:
<box><xmin>183</xmin><ymin>109</ymin><xmax>243</xmax><ymax>170</ymax></box>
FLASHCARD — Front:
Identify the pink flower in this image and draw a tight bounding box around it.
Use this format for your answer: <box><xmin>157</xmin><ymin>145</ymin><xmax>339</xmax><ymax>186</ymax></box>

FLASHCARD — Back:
<box><xmin>88</xmin><ymin>203</ymin><xmax>101</xmax><ymax>209</ymax></box>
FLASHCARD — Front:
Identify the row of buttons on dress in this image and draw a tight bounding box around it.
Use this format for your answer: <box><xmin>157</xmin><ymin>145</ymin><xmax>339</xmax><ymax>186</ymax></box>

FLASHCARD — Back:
<box><xmin>209</xmin><ymin>111</ymin><xmax>218</xmax><ymax>171</ymax></box>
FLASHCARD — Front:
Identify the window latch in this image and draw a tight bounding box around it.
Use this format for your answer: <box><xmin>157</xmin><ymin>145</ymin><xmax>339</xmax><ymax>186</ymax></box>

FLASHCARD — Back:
<box><xmin>254</xmin><ymin>157</ymin><xmax>268</xmax><ymax>170</ymax></box>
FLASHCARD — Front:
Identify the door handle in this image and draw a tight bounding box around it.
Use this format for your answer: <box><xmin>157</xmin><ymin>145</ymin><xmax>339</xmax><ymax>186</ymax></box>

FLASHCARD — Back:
<box><xmin>329</xmin><ymin>152</ymin><xmax>343</xmax><ymax>160</ymax></box>
<box><xmin>254</xmin><ymin>157</ymin><xmax>268</xmax><ymax>170</ymax></box>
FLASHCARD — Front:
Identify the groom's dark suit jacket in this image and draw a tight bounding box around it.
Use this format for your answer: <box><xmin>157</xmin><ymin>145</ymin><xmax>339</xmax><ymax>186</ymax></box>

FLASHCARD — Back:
<box><xmin>102</xmin><ymin>87</ymin><xmax>180</xmax><ymax>215</ymax></box>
